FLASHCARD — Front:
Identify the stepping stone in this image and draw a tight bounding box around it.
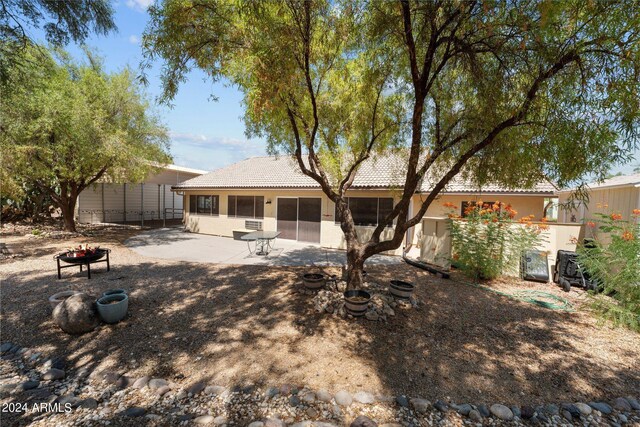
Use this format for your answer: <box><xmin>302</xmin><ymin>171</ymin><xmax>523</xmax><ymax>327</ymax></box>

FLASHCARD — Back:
<box><xmin>155</xmin><ymin>385</ymin><xmax>171</xmax><ymax>396</ymax></box>
<box><xmin>353</xmin><ymin>391</ymin><xmax>375</xmax><ymax>404</ymax></box>
<box><xmin>350</xmin><ymin>415</ymin><xmax>378</xmax><ymax>427</ymax></box>
<box><xmin>335</xmin><ymin>390</ymin><xmax>352</xmax><ymax>407</ymax></box>
<box><xmin>613</xmin><ymin>397</ymin><xmax>632</xmax><ymax>412</ymax></box>
<box><xmin>16</xmin><ymin>381</ymin><xmax>39</xmax><ymax>392</ymax></box>
<box><xmin>434</xmin><ymin>400</ymin><xmax>448</xmax><ymax>412</ymax></box>
<box><xmin>410</xmin><ymin>398</ymin><xmax>431</xmax><ymax>414</ymax></box>
<box><xmin>490</xmin><ymin>404</ymin><xmax>514</xmax><ymax>420</ymax></box>
<box><xmin>205</xmin><ymin>385</ymin><xmax>226</xmax><ymax>395</ymax></box>
<box><xmin>453</xmin><ymin>403</ymin><xmax>472</xmax><ymax>416</ymax></box>
<box><xmin>148</xmin><ymin>378</ymin><xmax>168</xmax><ymax>390</ymax></box>
<box><xmin>625</xmin><ymin>396</ymin><xmax>640</xmax><ymax>410</ymax></box>
<box><xmin>124</xmin><ymin>407</ymin><xmax>146</xmax><ymax>417</ymax></box>
<box><xmin>42</xmin><ymin>369</ymin><xmax>65</xmax><ymax>381</ymax></box>
<box><xmin>187</xmin><ymin>381</ymin><xmax>207</xmax><ymax>395</ymax></box>
<box><xmin>396</xmin><ymin>395</ymin><xmax>409</xmax><ymax>408</ymax></box>
<box><xmin>317</xmin><ymin>389</ymin><xmax>332</xmax><ymax>402</ymax></box>
<box><xmin>132</xmin><ymin>376</ymin><xmax>149</xmax><ymax>389</ymax></box>
<box><xmin>79</xmin><ymin>398</ymin><xmax>98</xmax><ymax>409</ymax></box>
<box><xmin>588</xmin><ymin>402</ymin><xmax>613</xmax><ymax>414</ymax></box>
<box><xmin>521</xmin><ymin>405</ymin><xmax>536</xmax><ymax>419</ymax></box>
<box><xmin>194</xmin><ymin>415</ymin><xmax>214</xmax><ymax>424</ymax></box>
<box><xmin>574</xmin><ymin>403</ymin><xmax>592</xmax><ymax>416</ymax></box>
<box><xmin>468</xmin><ymin>409</ymin><xmax>483</xmax><ymax>422</ymax></box>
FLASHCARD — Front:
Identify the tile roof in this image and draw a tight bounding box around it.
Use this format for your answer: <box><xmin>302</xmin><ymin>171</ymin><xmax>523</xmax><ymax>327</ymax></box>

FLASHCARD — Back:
<box><xmin>556</xmin><ymin>173</ymin><xmax>640</xmax><ymax>192</ymax></box>
<box><xmin>173</xmin><ymin>155</ymin><xmax>555</xmax><ymax>194</ymax></box>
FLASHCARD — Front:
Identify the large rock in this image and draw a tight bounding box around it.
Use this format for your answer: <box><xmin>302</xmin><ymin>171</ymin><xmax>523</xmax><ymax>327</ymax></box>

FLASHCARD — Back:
<box><xmin>490</xmin><ymin>404</ymin><xmax>514</xmax><ymax>420</ymax></box>
<box><xmin>52</xmin><ymin>293</ymin><xmax>99</xmax><ymax>334</ymax></box>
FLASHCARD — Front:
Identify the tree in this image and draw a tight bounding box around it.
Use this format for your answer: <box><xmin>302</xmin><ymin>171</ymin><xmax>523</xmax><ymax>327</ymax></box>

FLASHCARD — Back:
<box><xmin>0</xmin><ymin>0</ymin><xmax>116</xmax><ymax>82</ymax></box>
<box><xmin>1</xmin><ymin>46</ymin><xmax>171</xmax><ymax>232</ymax></box>
<box><xmin>143</xmin><ymin>0</ymin><xmax>640</xmax><ymax>289</ymax></box>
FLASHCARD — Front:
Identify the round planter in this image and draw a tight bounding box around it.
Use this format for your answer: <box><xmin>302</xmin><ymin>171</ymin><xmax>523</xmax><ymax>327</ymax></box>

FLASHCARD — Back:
<box><xmin>49</xmin><ymin>290</ymin><xmax>82</xmax><ymax>310</ymax></box>
<box><xmin>343</xmin><ymin>290</ymin><xmax>371</xmax><ymax>317</ymax></box>
<box><xmin>102</xmin><ymin>289</ymin><xmax>127</xmax><ymax>297</ymax></box>
<box><xmin>302</xmin><ymin>273</ymin><xmax>325</xmax><ymax>290</ymax></box>
<box><xmin>389</xmin><ymin>280</ymin><xmax>415</xmax><ymax>299</ymax></box>
<box><xmin>96</xmin><ymin>294</ymin><xmax>129</xmax><ymax>324</ymax></box>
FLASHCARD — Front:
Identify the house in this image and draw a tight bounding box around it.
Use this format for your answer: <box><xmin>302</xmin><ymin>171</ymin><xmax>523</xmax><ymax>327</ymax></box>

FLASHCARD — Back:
<box><xmin>556</xmin><ymin>172</ymin><xmax>640</xmax><ymax>224</ymax></box>
<box><xmin>173</xmin><ymin>155</ymin><xmax>555</xmax><ymax>256</ymax></box>
<box><xmin>76</xmin><ymin>164</ymin><xmax>207</xmax><ymax>224</ymax></box>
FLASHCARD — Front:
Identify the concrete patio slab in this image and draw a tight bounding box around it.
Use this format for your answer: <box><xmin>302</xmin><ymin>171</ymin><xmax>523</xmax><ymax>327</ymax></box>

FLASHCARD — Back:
<box><xmin>124</xmin><ymin>227</ymin><xmax>403</xmax><ymax>266</ymax></box>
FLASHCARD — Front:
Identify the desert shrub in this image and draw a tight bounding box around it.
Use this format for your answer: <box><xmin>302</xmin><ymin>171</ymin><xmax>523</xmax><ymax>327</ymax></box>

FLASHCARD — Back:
<box><xmin>578</xmin><ymin>210</ymin><xmax>640</xmax><ymax>331</ymax></box>
<box><xmin>445</xmin><ymin>201</ymin><xmax>546</xmax><ymax>280</ymax></box>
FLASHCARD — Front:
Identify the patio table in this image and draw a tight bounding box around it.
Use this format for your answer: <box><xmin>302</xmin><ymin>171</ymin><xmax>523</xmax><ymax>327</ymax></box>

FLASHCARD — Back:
<box><xmin>240</xmin><ymin>231</ymin><xmax>281</xmax><ymax>255</ymax></box>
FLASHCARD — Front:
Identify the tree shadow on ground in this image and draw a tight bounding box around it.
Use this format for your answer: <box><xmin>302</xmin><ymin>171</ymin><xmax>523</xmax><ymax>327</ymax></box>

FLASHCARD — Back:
<box><xmin>0</xmin><ymin>238</ymin><xmax>638</xmax><ymax>425</ymax></box>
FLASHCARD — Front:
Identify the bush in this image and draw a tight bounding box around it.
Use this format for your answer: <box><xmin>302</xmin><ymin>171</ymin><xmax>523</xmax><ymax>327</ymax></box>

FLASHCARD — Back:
<box><xmin>578</xmin><ymin>209</ymin><xmax>640</xmax><ymax>331</ymax></box>
<box><xmin>445</xmin><ymin>201</ymin><xmax>546</xmax><ymax>280</ymax></box>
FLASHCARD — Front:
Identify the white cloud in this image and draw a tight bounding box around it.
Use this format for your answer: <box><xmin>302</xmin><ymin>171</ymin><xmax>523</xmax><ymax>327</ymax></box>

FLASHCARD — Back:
<box><xmin>169</xmin><ymin>132</ymin><xmax>267</xmax><ymax>171</ymax></box>
<box><xmin>128</xmin><ymin>35</ymin><xmax>140</xmax><ymax>44</ymax></box>
<box><xmin>126</xmin><ymin>0</ymin><xmax>154</xmax><ymax>11</ymax></box>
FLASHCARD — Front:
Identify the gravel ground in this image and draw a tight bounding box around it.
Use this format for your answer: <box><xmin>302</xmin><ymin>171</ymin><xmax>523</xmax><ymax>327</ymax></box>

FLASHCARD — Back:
<box><xmin>1</xmin><ymin>227</ymin><xmax>639</xmax><ymax>426</ymax></box>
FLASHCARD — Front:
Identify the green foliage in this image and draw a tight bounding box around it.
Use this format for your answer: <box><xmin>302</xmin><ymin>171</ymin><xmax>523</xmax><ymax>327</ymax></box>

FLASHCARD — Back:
<box><xmin>142</xmin><ymin>0</ymin><xmax>640</xmax><ymax>287</ymax></box>
<box><xmin>0</xmin><ymin>46</ymin><xmax>171</xmax><ymax>231</ymax></box>
<box><xmin>578</xmin><ymin>211</ymin><xmax>640</xmax><ymax>331</ymax></box>
<box><xmin>0</xmin><ymin>0</ymin><xmax>116</xmax><ymax>82</ymax></box>
<box><xmin>446</xmin><ymin>201</ymin><xmax>546</xmax><ymax>280</ymax></box>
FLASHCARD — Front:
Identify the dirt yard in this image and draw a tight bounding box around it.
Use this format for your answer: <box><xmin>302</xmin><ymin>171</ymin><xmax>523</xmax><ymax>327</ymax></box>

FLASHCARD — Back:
<box><xmin>1</xmin><ymin>227</ymin><xmax>639</xmax><ymax>407</ymax></box>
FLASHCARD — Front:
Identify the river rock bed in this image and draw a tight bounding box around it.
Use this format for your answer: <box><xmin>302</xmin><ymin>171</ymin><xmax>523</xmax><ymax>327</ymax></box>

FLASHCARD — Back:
<box><xmin>307</xmin><ymin>280</ymin><xmax>417</xmax><ymax>322</ymax></box>
<box><xmin>2</xmin><ymin>341</ymin><xmax>639</xmax><ymax>426</ymax></box>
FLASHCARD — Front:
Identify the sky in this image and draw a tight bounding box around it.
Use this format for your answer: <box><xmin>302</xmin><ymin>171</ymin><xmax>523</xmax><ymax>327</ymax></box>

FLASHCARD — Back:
<box><xmin>25</xmin><ymin>0</ymin><xmax>639</xmax><ymax>176</ymax></box>
<box><xmin>46</xmin><ymin>0</ymin><xmax>267</xmax><ymax>172</ymax></box>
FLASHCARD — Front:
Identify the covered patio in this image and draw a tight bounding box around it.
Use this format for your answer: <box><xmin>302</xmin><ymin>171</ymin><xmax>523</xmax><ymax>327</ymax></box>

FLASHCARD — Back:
<box><xmin>124</xmin><ymin>227</ymin><xmax>403</xmax><ymax>266</ymax></box>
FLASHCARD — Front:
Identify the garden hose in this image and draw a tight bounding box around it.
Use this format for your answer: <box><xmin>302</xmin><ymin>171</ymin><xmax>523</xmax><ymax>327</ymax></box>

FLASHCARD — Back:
<box><xmin>461</xmin><ymin>281</ymin><xmax>575</xmax><ymax>312</ymax></box>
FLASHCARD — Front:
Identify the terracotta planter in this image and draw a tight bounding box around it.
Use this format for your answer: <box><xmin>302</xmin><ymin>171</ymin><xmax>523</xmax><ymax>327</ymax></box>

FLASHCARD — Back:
<box><xmin>96</xmin><ymin>294</ymin><xmax>128</xmax><ymax>324</ymax></box>
<box><xmin>302</xmin><ymin>273</ymin><xmax>325</xmax><ymax>290</ymax></box>
<box><xmin>49</xmin><ymin>290</ymin><xmax>82</xmax><ymax>310</ymax></box>
<box><xmin>389</xmin><ymin>280</ymin><xmax>415</xmax><ymax>299</ymax></box>
<box><xmin>343</xmin><ymin>290</ymin><xmax>371</xmax><ymax>317</ymax></box>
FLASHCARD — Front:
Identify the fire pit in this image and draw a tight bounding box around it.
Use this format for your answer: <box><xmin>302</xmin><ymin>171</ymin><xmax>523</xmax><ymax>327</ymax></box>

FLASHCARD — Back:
<box><xmin>54</xmin><ymin>245</ymin><xmax>110</xmax><ymax>279</ymax></box>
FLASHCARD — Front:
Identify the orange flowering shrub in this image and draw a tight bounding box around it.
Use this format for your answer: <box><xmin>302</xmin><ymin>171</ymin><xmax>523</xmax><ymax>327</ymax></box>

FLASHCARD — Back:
<box><xmin>578</xmin><ymin>211</ymin><xmax>639</xmax><ymax>331</ymax></box>
<box><xmin>633</xmin><ymin>209</ymin><xmax>640</xmax><ymax>216</ymax></box>
<box><xmin>587</xmin><ymin>221</ymin><xmax>596</xmax><ymax>228</ymax></box>
<box><xmin>444</xmin><ymin>200</ymin><xmax>544</xmax><ymax>280</ymax></box>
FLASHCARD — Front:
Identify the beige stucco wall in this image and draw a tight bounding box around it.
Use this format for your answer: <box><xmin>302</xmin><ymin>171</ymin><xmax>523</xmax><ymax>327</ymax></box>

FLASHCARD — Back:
<box><xmin>183</xmin><ymin>189</ymin><xmax>550</xmax><ymax>257</ymax></box>
<box><xmin>406</xmin><ymin>193</ymin><xmax>548</xmax><ymax>252</ymax></box>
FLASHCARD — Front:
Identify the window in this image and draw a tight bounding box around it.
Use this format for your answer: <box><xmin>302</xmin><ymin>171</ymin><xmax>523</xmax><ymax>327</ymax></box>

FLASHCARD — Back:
<box><xmin>227</xmin><ymin>195</ymin><xmax>264</xmax><ymax>219</ymax></box>
<box><xmin>189</xmin><ymin>195</ymin><xmax>219</xmax><ymax>215</ymax></box>
<box><xmin>335</xmin><ymin>197</ymin><xmax>394</xmax><ymax>227</ymax></box>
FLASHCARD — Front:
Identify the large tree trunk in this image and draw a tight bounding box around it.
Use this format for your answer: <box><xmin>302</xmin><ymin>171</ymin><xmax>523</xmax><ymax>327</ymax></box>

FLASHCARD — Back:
<box><xmin>59</xmin><ymin>195</ymin><xmax>78</xmax><ymax>233</ymax></box>
<box><xmin>345</xmin><ymin>244</ymin><xmax>366</xmax><ymax>290</ymax></box>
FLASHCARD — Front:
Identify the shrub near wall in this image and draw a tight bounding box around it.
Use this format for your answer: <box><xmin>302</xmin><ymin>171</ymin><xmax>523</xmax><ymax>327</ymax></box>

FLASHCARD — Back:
<box><xmin>578</xmin><ymin>209</ymin><xmax>640</xmax><ymax>331</ymax></box>
<box><xmin>445</xmin><ymin>201</ymin><xmax>546</xmax><ymax>280</ymax></box>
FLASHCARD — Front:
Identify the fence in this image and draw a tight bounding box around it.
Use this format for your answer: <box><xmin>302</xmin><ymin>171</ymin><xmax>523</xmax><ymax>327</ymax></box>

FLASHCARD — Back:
<box><xmin>78</xmin><ymin>209</ymin><xmax>184</xmax><ymax>227</ymax></box>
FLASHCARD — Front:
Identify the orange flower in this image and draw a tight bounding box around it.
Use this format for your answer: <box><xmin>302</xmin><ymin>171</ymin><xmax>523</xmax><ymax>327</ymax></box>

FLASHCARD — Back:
<box><xmin>492</xmin><ymin>217</ymin><xmax>499</xmax><ymax>223</ymax></box>
<box><xmin>587</xmin><ymin>221</ymin><xmax>596</xmax><ymax>228</ymax></box>
<box><xmin>611</xmin><ymin>213</ymin><xmax>623</xmax><ymax>221</ymax></box>
<box><xmin>529</xmin><ymin>214</ymin><xmax>535</xmax><ymax>218</ymax></box>
<box><xmin>621</xmin><ymin>231</ymin><xmax>634</xmax><ymax>241</ymax></box>
<box><xmin>633</xmin><ymin>209</ymin><xmax>640</xmax><ymax>216</ymax></box>
<box><xmin>604</xmin><ymin>203</ymin><xmax>609</xmax><ymax>208</ymax></box>
<box><xmin>540</xmin><ymin>217</ymin><xmax>548</xmax><ymax>223</ymax></box>
<box><xmin>537</xmin><ymin>224</ymin><xmax>549</xmax><ymax>231</ymax></box>
<box><xmin>443</xmin><ymin>202</ymin><xmax>458</xmax><ymax>209</ymax></box>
